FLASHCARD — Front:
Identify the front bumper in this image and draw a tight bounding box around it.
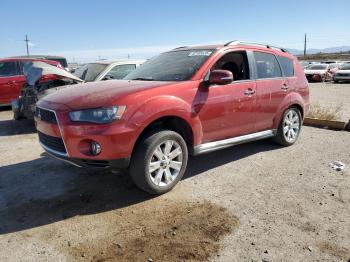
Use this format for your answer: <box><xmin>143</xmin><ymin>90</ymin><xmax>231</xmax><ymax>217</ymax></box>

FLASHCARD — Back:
<box><xmin>333</xmin><ymin>76</ymin><xmax>350</xmax><ymax>81</ymax></box>
<box><xmin>35</xmin><ymin>104</ymin><xmax>138</xmax><ymax>168</ymax></box>
<box><xmin>305</xmin><ymin>74</ymin><xmax>323</xmax><ymax>82</ymax></box>
<box><xmin>43</xmin><ymin>143</ymin><xmax>130</xmax><ymax>169</ymax></box>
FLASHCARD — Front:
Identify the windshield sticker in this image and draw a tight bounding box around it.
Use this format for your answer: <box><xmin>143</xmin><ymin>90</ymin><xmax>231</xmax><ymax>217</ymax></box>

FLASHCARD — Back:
<box><xmin>188</xmin><ymin>51</ymin><xmax>212</xmax><ymax>57</ymax></box>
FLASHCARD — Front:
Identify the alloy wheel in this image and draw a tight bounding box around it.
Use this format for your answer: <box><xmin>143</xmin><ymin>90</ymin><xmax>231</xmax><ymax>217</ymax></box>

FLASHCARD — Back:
<box><xmin>283</xmin><ymin>109</ymin><xmax>300</xmax><ymax>143</ymax></box>
<box><xmin>148</xmin><ymin>140</ymin><xmax>183</xmax><ymax>187</ymax></box>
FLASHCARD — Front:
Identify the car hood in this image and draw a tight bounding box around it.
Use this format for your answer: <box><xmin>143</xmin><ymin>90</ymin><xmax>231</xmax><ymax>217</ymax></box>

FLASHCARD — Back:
<box><xmin>304</xmin><ymin>69</ymin><xmax>327</xmax><ymax>74</ymax></box>
<box><xmin>42</xmin><ymin>80</ymin><xmax>175</xmax><ymax>110</ymax></box>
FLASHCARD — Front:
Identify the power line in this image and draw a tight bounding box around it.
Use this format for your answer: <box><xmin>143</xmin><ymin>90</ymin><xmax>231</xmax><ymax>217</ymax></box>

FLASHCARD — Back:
<box><xmin>304</xmin><ymin>33</ymin><xmax>307</xmax><ymax>56</ymax></box>
<box><xmin>24</xmin><ymin>34</ymin><xmax>30</xmax><ymax>56</ymax></box>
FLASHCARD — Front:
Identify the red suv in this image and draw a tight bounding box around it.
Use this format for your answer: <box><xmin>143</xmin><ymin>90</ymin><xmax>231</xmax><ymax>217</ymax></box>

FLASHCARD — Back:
<box><xmin>0</xmin><ymin>58</ymin><xmax>62</xmax><ymax>106</ymax></box>
<box><xmin>35</xmin><ymin>41</ymin><xmax>309</xmax><ymax>194</ymax></box>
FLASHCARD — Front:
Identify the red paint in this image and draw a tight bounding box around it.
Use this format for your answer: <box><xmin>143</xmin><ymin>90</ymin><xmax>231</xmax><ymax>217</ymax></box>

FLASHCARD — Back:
<box><xmin>0</xmin><ymin>58</ymin><xmax>61</xmax><ymax>105</ymax></box>
<box><xmin>35</xmin><ymin>44</ymin><xmax>309</xmax><ymax>162</ymax></box>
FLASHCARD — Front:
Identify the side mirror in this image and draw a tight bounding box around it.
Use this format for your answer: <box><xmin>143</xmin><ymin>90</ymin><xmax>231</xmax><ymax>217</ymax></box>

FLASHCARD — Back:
<box><xmin>102</xmin><ymin>74</ymin><xmax>114</xmax><ymax>81</ymax></box>
<box><xmin>209</xmin><ymin>70</ymin><xmax>233</xmax><ymax>85</ymax></box>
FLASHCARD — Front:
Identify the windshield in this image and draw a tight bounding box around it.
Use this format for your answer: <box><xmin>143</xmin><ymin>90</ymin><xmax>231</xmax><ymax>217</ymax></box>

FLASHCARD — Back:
<box><xmin>124</xmin><ymin>49</ymin><xmax>214</xmax><ymax>81</ymax></box>
<box><xmin>308</xmin><ymin>64</ymin><xmax>327</xmax><ymax>70</ymax></box>
<box><xmin>73</xmin><ymin>63</ymin><xmax>108</xmax><ymax>82</ymax></box>
<box><xmin>339</xmin><ymin>63</ymin><xmax>350</xmax><ymax>70</ymax></box>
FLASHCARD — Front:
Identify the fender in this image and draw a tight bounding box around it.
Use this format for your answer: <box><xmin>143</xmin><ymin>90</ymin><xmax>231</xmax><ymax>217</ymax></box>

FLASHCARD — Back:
<box><xmin>273</xmin><ymin>91</ymin><xmax>306</xmax><ymax>128</ymax></box>
<box><xmin>126</xmin><ymin>95</ymin><xmax>203</xmax><ymax>146</ymax></box>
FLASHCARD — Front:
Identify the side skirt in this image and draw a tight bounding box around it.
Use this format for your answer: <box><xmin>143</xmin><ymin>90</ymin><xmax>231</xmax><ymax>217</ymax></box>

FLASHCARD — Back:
<box><xmin>193</xmin><ymin>129</ymin><xmax>277</xmax><ymax>155</ymax></box>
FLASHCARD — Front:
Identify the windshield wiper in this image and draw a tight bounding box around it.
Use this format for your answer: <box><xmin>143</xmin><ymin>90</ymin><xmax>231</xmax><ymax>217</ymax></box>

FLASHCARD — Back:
<box><xmin>131</xmin><ymin>77</ymin><xmax>154</xmax><ymax>81</ymax></box>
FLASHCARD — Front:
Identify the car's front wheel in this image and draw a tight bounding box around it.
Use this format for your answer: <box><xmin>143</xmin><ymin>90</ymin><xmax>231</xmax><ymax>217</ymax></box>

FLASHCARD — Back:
<box><xmin>130</xmin><ymin>130</ymin><xmax>188</xmax><ymax>194</ymax></box>
<box><xmin>273</xmin><ymin>107</ymin><xmax>302</xmax><ymax>146</ymax></box>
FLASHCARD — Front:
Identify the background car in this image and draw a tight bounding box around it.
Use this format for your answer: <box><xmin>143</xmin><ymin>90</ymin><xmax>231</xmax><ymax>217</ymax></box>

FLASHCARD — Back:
<box><xmin>0</xmin><ymin>58</ymin><xmax>62</xmax><ymax>106</ymax></box>
<box><xmin>12</xmin><ymin>61</ymin><xmax>83</xmax><ymax>120</ymax></box>
<box><xmin>304</xmin><ymin>63</ymin><xmax>332</xmax><ymax>82</ymax></box>
<box><xmin>10</xmin><ymin>55</ymin><xmax>69</xmax><ymax>71</ymax></box>
<box><xmin>73</xmin><ymin>59</ymin><xmax>145</xmax><ymax>82</ymax></box>
<box><xmin>299</xmin><ymin>61</ymin><xmax>311</xmax><ymax>69</ymax></box>
<box><xmin>333</xmin><ymin>63</ymin><xmax>350</xmax><ymax>83</ymax></box>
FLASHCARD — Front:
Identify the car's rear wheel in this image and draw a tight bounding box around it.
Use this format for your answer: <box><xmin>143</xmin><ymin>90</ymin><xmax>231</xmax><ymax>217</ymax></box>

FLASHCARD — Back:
<box><xmin>130</xmin><ymin>130</ymin><xmax>188</xmax><ymax>194</ymax></box>
<box><xmin>13</xmin><ymin>100</ymin><xmax>23</xmax><ymax>120</ymax></box>
<box><xmin>273</xmin><ymin>107</ymin><xmax>302</xmax><ymax>146</ymax></box>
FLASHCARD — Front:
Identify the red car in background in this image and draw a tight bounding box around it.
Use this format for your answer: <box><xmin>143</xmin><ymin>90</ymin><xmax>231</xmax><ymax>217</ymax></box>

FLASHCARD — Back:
<box><xmin>0</xmin><ymin>58</ymin><xmax>62</xmax><ymax>106</ymax></box>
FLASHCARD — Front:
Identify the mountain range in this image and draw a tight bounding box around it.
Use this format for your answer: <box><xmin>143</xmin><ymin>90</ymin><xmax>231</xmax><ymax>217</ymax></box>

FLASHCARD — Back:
<box><xmin>287</xmin><ymin>46</ymin><xmax>350</xmax><ymax>55</ymax></box>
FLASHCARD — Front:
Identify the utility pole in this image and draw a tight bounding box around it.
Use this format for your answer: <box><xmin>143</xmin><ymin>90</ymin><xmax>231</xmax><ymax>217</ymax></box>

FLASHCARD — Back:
<box><xmin>24</xmin><ymin>34</ymin><xmax>30</xmax><ymax>56</ymax></box>
<box><xmin>303</xmin><ymin>33</ymin><xmax>307</xmax><ymax>57</ymax></box>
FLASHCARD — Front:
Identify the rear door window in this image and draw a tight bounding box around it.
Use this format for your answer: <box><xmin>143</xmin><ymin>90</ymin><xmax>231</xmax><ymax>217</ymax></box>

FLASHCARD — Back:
<box><xmin>253</xmin><ymin>52</ymin><xmax>282</xmax><ymax>79</ymax></box>
<box><xmin>0</xmin><ymin>62</ymin><xmax>20</xmax><ymax>77</ymax></box>
<box><xmin>278</xmin><ymin>56</ymin><xmax>294</xmax><ymax>77</ymax></box>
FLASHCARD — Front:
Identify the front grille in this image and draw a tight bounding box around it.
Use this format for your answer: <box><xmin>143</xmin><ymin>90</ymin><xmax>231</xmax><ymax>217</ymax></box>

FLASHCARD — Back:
<box><xmin>38</xmin><ymin>131</ymin><xmax>66</xmax><ymax>154</ymax></box>
<box><xmin>35</xmin><ymin>107</ymin><xmax>58</xmax><ymax>124</ymax></box>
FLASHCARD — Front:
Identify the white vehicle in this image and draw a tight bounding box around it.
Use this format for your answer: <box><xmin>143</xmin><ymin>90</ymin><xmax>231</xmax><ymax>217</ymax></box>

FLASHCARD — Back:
<box><xmin>333</xmin><ymin>63</ymin><xmax>350</xmax><ymax>83</ymax></box>
<box><xmin>304</xmin><ymin>64</ymin><xmax>332</xmax><ymax>82</ymax></box>
<box><xmin>73</xmin><ymin>59</ymin><xmax>145</xmax><ymax>82</ymax></box>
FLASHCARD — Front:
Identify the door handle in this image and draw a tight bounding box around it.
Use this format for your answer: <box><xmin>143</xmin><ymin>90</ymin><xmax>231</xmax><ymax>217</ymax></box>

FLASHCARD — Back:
<box><xmin>244</xmin><ymin>89</ymin><xmax>255</xmax><ymax>96</ymax></box>
<box><xmin>281</xmin><ymin>84</ymin><xmax>289</xmax><ymax>90</ymax></box>
<box><xmin>7</xmin><ymin>81</ymin><xmax>16</xmax><ymax>85</ymax></box>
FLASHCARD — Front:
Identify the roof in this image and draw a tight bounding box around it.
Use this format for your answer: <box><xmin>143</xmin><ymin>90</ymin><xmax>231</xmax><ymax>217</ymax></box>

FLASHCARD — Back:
<box><xmin>90</xmin><ymin>59</ymin><xmax>146</xmax><ymax>65</ymax></box>
<box><xmin>170</xmin><ymin>41</ymin><xmax>292</xmax><ymax>57</ymax></box>
<box><xmin>9</xmin><ymin>55</ymin><xmax>66</xmax><ymax>59</ymax></box>
<box><xmin>170</xmin><ymin>45</ymin><xmax>222</xmax><ymax>51</ymax></box>
<box><xmin>0</xmin><ymin>57</ymin><xmax>60</xmax><ymax>64</ymax></box>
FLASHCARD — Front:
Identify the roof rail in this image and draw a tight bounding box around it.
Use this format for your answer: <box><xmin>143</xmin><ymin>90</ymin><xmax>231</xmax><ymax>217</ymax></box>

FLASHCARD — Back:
<box><xmin>224</xmin><ymin>40</ymin><xmax>289</xmax><ymax>53</ymax></box>
<box><xmin>172</xmin><ymin>46</ymin><xmax>188</xmax><ymax>50</ymax></box>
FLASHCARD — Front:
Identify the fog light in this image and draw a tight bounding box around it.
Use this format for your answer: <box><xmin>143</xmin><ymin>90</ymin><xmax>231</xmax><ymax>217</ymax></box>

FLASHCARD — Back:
<box><xmin>90</xmin><ymin>141</ymin><xmax>101</xmax><ymax>155</ymax></box>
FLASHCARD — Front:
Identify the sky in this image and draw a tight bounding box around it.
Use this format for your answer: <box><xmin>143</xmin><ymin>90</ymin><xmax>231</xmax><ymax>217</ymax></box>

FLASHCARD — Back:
<box><xmin>1</xmin><ymin>0</ymin><xmax>350</xmax><ymax>62</ymax></box>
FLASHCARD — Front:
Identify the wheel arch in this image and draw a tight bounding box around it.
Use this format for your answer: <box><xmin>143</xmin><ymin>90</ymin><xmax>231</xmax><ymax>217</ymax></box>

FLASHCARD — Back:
<box><xmin>132</xmin><ymin>115</ymin><xmax>197</xmax><ymax>156</ymax></box>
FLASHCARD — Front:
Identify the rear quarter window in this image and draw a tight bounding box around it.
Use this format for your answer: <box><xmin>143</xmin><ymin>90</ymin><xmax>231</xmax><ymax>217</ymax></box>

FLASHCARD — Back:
<box><xmin>278</xmin><ymin>56</ymin><xmax>294</xmax><ymax>77</ymax></box>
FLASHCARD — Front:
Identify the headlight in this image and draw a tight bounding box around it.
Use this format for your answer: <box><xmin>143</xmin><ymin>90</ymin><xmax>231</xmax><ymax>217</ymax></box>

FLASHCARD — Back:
<box><xmin>69</xmin><ymin>106</ymin><xmax>126</xmax><ymax>124</ymax></box>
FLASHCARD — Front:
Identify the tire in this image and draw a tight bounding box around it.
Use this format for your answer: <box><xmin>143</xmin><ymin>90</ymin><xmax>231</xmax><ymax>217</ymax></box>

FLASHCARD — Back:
<box><xmin>129</xmin><ymin>130</ymin><xmax>188</xmax><ymax>194</ymax></box>
<box><xmin>334</xmin><ymin>80</ymin><xmax>339</xmax><ymax>83</ymax></box>
<box><xmin>13</xmin><ymin>100</ymin><xmax>23</xmax><ymax>120</ymax></box>
<box><xmin>273</xmin><ymin>107</ymin><xmax>302</xmax><ymax>146</ymax></box>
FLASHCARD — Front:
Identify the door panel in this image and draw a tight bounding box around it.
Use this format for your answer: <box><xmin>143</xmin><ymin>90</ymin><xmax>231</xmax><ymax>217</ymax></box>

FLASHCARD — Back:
<box><xmin>194</xmin><ymin>84</ymin><xmax>235</xmax><ymax>143</ymax></box>
<box><xmin>194</xmin><ymin>81</ymin><xmax>256</xmax><ymax>142</ymax></box>
<box><xmin>254</xmin><ymin>78</ymin><xmax>288</xmax><ymax>131</ymax></box>
<box><xmin>252</xmin><ymin>51</ymin><xmax>288</xmax><ymax>131</ymax></box>
<box><xmin>229</xmin><ymin>81</ymin><xmax>257</xmax><ymax>136</ymax></box>
<box><xmin>0</xmin><ymin>61</ymin><xmax>24</xmax><ymax>105</ymax></box>
<box><xmin>0</xmin><ymin>75</ymin><xmax>26</xmax><ymax>104</ymax></box>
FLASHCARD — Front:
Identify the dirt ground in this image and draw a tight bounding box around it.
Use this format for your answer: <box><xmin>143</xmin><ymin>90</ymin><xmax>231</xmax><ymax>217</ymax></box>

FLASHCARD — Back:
<box><xmin>309</xmin><ymin>82</ymin><xmax>350</xmax><ymax>122</ymax></box>
<box><xmin>0</xmin><ymin>83</ymin><xmax>349</xmax><ymax>261</ymax></box>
